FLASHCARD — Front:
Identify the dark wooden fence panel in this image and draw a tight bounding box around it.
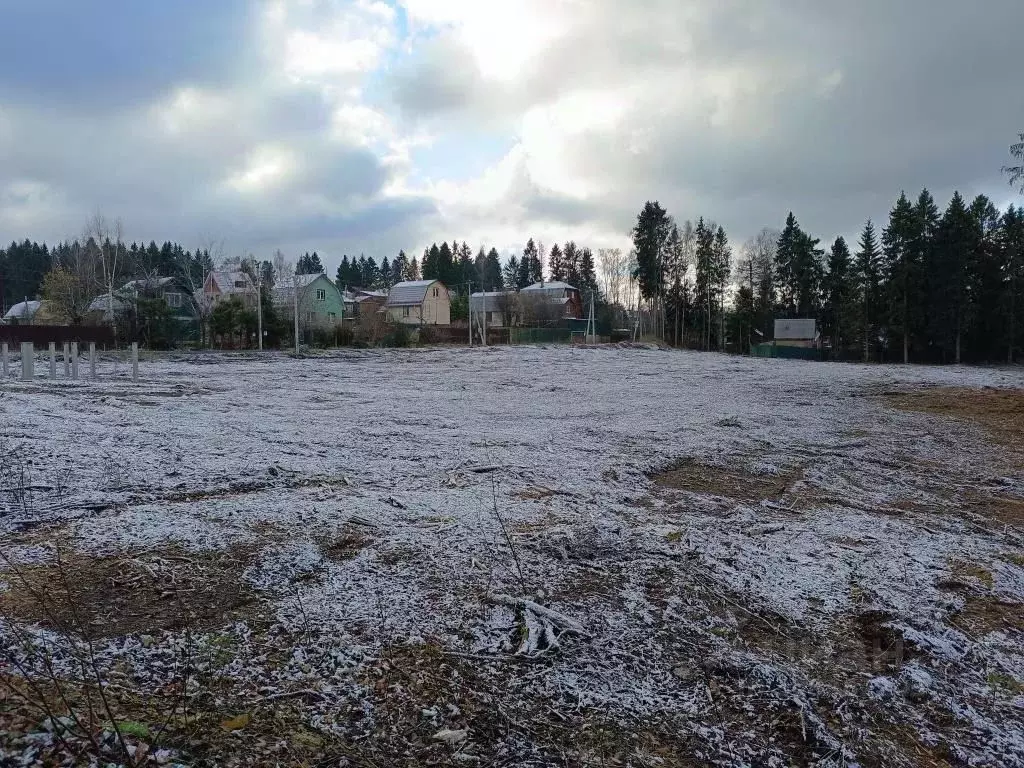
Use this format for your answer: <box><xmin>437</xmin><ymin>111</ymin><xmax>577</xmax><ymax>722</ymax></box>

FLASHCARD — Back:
<box><xmin>0</xmin><ymin>325</ymin><xmax>117</xmax><ymax>346</ymax></box>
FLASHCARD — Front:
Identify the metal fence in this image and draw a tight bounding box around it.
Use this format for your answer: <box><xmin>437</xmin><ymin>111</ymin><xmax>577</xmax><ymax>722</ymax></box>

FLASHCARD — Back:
<box><xmin>751</xmin><ymin>342</ymin><xmax>823</xmax><ymax>361</ymax></box>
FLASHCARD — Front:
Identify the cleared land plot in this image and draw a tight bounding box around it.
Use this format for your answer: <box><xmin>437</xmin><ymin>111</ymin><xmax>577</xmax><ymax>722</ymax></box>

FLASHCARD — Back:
<box><xmin>2</xmin><ymin>347</ymin><xmax>1024</xmax><ymax>767</ymax></box>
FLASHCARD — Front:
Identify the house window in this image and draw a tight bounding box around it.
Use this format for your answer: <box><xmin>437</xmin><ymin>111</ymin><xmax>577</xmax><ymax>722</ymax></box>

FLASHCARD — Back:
<box><xmin>234</xmin><ymin>280</ymin><xmax>247</xmax><ymax>289</ymax></box>
<box><xmin>306</xmin><ymin>312</ymin><xmax>316</xmax><ymax>322</ymax></box>
<box><xmin>165</xmin><ymin>292</ymin><xmax>182</xmax><ymax>308</ymax></box>
<box><xmin>316</xmin><ymin>289</ymin><xmax>326</xmax><ymax>302</ymax></box>
<box><xmin>487</xmin><ymin>311</ymin><xmax>494</xmax><ymax>324</ymax></box>
<box><xmin>433</xmin><ymin>287</ymin><xmax>439</xmax><ymax>297</ymax></box>
<box><xmin>403</xmin><ymin>306</ymin><xmax>410</xmax><ymax>318</ymax></box>
<box><xmin>328</xmin><ymin>312</ymin><xmax>337</xmax><ymax>321</ymax></box>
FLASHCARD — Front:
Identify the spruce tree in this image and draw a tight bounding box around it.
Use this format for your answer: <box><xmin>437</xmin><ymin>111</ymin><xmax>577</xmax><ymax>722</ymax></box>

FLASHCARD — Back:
<box><xmin>579</xmin><ymin>248</ymin><xmax>598</xmax><ymax>297</ymax></box>
<box><xmin>927</xmin><ymin>193</ymin><xmax>970</xmax><ymax>362</ymax></box>
<box><xmin>712</xmin><ymin>227</ymin><xmax>731</xmax><ymax>350</ymax></box>
<box><xmin>693</xmin><ymin>218</ymin><xmax>715</xmax><ymax>349</ymax></box>
<box><xmin>1003</xmin><ymin>205</ymin><xmax>1024</xmax><ymax>362</ymax></box>
<box><xmin>393</xmin><ymin>251</ymin><xmax>409</xmax><ymax>284</ymax></box>
<box><xmin>336</xmin><ymin>256</ymin><xmax>351</xmax><ymax>289</ymax></box>
<box><xmin>823</xmin><ymin>236</ymin><xmax>853</xmax><ymax>357</ymax></box>
<box><xmin>484</xmin><ymin>248</ymin><xmax>503</xmax><ymax>291</ymax></box>
<box><xmin>519</xmin><ymin>240</ymin><xmax>538</xmax><ymax>287</ymax></box>
<box><xmin>562</xmin><ymin>241</ymin><xmax>581</xmax><ymax>286</ymax></box>
<box><xmin>882</xmin><ymin>192</ymin><xmax>917</xmax><ymax>363</ymax></box>
<box><xmin>503</xmin><ymin>255</ymin><xmax>520</xmax><ymax>290</ymax></box>
<box><xmin>853</xmin><ymin>221</ymin><xmax>881</xmax><ymax>362</ymax></box>
<box><xmin>437</xmin><ymin>242</ymin><xmax>455</xmax><ymax>286</ymax></box>
<box><xmin>548</xmin><ymin>244</ymin><xmax>565</xmax><ymax>282</ymax></box>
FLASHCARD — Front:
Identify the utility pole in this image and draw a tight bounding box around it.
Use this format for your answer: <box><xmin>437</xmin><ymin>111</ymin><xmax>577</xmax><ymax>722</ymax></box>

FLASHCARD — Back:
<box><xmin>482</xmin><ymin>290</ymin><xmax>487</xmax><ymax>346</ymax></box>
<box><xmin>468</xmin><ymin>281</ymin><xmax>473</xmax><ymax>347</ymax></box>
<box><xmin>257</xmin><ymin>267</ymin><xmax>263</xmax><ymax>352</ymax></box>
<box><xmin>293</xmin><ymin>273</ymin><xmax>300</xmax><ymax>354</ymax></box>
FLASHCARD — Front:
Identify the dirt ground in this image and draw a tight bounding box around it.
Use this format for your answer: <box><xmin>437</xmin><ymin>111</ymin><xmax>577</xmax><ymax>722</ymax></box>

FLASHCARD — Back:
<box><xmin>3</xmin><ymin>349</ymin><xmax>1024</xmax><ymax>767</ymax></box>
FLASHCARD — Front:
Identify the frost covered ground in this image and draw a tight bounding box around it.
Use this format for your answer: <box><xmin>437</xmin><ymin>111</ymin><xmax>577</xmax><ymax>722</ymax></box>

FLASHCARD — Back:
<box><xmin>2</xmin><ymin>345</ymin><xmax>1024</xmax><ymax>767</ymax></box>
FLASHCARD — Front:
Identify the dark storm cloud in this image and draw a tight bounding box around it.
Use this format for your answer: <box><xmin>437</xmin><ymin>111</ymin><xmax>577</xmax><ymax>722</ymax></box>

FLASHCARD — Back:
<box><xmin>0</xmin><ymin>0</ymin><xmax>258</xmax><ymax>109</ymax></box>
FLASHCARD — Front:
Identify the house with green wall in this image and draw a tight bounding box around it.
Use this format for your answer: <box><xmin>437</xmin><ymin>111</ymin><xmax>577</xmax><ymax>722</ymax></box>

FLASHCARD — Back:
<box><xmin>272</xmin><ymin>273</ymin><xmax>345</xmax><ymax>328</ymax></box>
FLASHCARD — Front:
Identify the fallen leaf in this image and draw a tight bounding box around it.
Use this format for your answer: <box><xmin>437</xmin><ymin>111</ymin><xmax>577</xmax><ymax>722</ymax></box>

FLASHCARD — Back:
<box><xmin>433</xmin><ymin>728</ymin><xmax>468</xmax><ymax>745</ymax></box>
<box><xmin>221</xmin><ymin>713</ymin><xmax>251</xmax><ymax>731</ymax></box>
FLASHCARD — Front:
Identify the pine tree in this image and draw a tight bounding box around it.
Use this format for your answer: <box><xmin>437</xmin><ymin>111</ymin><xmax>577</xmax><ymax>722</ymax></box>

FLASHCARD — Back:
<box><xmin>437</xmin><ymin>242</ymin><xmax>455</xmax><ymax>286</ymax></box>
<box><xmin>409</xmin><ymin>257</ymin><xmax>421</xmax><ymax>281</ymax></box>
<box><xmin>632</xmin><ymin>201</ymin><xmax>671</xmax><ymax>302</ymax></box>
<box><xmin>966</xmin><ymin>195</ymin><xmax>1003</xmax><ymax>363</ymax></box>
<box><xmin>484</xmin><ymin>248</ymin><xmax>503</xmax><ymax>291</ymax></box>
<box><xmin>548</xmin><ymin>244</ymin><xmax>565</xmax><ymax>282</ymax></box>
<box><xmin>336</xmin><ymin>256</ymin><xmax>351</xmax><ymax>290</ymax></box>
<box><xmin>503</xmin><ymin>255</ymin><xmax>520</xmax><ymax>290</ymax></box>
<box><xmin>579</xmin><ymin>248</ymin><xmax>598</xmax><ymax>297</ymax></box>
<box><xmin>853</xmin><ymin>221</ymin><xmax>881</xmax><ymax>362</ymax></box>
<box><xmin>459</xmin><ymin>245</ymin><xmax>474</xmax><ymax>289</ymax></box>
<box><xmin>823</xmin><ymin>237</ymin><xmax>853</xmax><ymax>357</ymax></box>
<box><xmin>562</xmin><ymin>241</ymin><xmax>581</xmax><ymax>287</ymax></box>
<box><xmin>882</xmin><ymin>192</ymin><xmax>917</xmax><ymax>363</ymax></box>
<box><xmin>393</xmin><ymin>251</ymin><xmax>409</xmax><ymax>284</ymax></box>
<box><xmin>1004</xmin><ymin>133</ymin><xmax>1024</xmax><ymax>194</ymax></box>
<box><xmin>1003</xmin><ymin>205</ymin><xmax>1024</xmax><ymax>362</ymax></box>
<box><xmin>774</xmin><ymin>213</ymin><xmax>822</xmax><ymax>320</ymax></box>
<box><xmin>380</xmin><ymin>257</ymin><xmax>393</xmax><ymax>289</ymax></box>
<box><xmin>693</xmin><ymin>218</ymin><xmax>715</xmax><ymax>350</ymax></box>
<box><xmin>712</xmin><ymin>227</ymin><xmax>731</xmax><ymax>351</ymax></box>
<box><xmin>529</xmin><ymin>249</ymin><xmax>544</xmax><ymax>284</ymax></box>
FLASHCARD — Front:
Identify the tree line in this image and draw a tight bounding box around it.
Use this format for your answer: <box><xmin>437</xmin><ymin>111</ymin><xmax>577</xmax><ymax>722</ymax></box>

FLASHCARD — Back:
<box><xmin>631</xmin><ymin>190</ymin><xmax>1024</xmax><ymax>364</ymax></box>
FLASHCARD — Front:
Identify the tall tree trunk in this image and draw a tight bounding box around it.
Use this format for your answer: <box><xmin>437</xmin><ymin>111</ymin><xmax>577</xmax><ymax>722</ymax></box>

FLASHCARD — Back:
<box><xmin>902</xmin><ymin>289</ymin><xmax>909</xmax><ymax>364</ymax></box>
<box><xmin>955</xmin><ymin>314</ymin><xmax>962</xmax><ymax>365</ymax></box>
<box><xmin>863</xmin><ymin>301</ymin><xmax>870</xmax><ymax>363</ymax></box>
<box><xmin>1010</xmin><ymin>273</ymin><xmax>1016</xmax><ymax>364</ymax></box>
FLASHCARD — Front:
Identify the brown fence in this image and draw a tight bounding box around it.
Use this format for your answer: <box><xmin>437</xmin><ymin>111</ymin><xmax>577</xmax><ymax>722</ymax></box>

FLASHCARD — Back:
<box><xmin>419</xmin><ymin>325</ymin><xmax>511</xmax><ymax>345</ymax></box>
<box><xmin>0</xmin><ymin>325</ymin><xmax>118</xmax><ymax>346</ymax></box>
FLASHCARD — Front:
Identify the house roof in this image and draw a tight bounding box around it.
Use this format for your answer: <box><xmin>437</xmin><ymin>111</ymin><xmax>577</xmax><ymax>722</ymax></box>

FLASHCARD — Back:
<box><xmin>387</xmin><ymin>280</ymin><xmax>445</xmax><ymax>306</ymax></box>
<box><xmin>470</xmin><ymin>291</ymin><xmax>514</xmax><ymax>313</ymax></box>
<box><xmin>87</xmin><ymin>293</ymin><xmax>129</xmax><ymax>314</ymax></box>
<box><xmin>210</xmin><ymin>271</ymin><xmax>255</xmax><ymax>294</ymax></box>
<box><xmin>122</xmin><ymin>277</ymin><xmax>177</xmax><ymax>291</ymax></box>
<box><xmin>522</xmin><ymin>281</ymin><xmax>577</xmax><ymax>293</ymax></box>
<box><xmin>3</xmin><ymin>300</ymin><xmax>41</xmax><ymax>320</ymax></box>
<box><xmin>292</xmin><ymin>273</ymin><xmax>328</xmax><ymax>288</ymax></box>
<box><xmin>272</xmin><ymin>276</ymin><xmax>338</xmax><ymax>305</ymax></box>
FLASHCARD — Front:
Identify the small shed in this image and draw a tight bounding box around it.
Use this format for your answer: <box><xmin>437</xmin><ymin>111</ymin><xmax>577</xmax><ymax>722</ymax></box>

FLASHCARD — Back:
<box><xmin>2</xmin><ymin>300</ymin><xmax>42</xmax><ymax>324</ymax></box>
<box><xmin>774</xmin><ymin>319</ymin><xmax>818</xmax><ymax>348</ymax></box>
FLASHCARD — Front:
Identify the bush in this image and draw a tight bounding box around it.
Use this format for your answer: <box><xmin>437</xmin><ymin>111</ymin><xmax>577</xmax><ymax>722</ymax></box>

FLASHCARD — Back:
<box><xmin>419</xmin><ymin>325</ymin><xmax>441</xmax><ymax>345</ymax></box>
<box><xmin>381</xmin><ymin>323</ymin><xmax>411</xmax><ymax>348</ymax></box>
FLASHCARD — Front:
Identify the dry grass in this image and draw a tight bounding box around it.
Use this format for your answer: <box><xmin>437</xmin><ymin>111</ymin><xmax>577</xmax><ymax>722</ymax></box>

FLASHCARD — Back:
<box><xmin>649</xmin><ymin>459</ymin><xmax>800</xmax><ymax>504</ymax></box>
<box><xmin>0</xmin><ymin>546</ymin><xmax>258</xmax><ymax>638</ymax></box>
<box><xmin>883</xmin><ymin>386</ymin><xmax>1024</xmax><ymax>455</ymax></box>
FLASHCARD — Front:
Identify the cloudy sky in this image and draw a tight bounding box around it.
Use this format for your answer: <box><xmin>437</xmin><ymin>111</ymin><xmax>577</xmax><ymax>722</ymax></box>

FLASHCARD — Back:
<box><xmin>0</xmin><ymin>0</ymin><xmax>1021</xmax><ymax>272</ymax></box>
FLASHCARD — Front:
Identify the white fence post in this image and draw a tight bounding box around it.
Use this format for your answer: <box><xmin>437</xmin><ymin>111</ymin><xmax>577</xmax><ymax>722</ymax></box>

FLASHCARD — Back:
<box><xmin>132</xmin><ymin>342</ymin><xmax>139</xmax><ymax>381</ymax></box>
<box><xmin>89</xmin><ymin>342</ymin><xmax>97</xmax><ymax>379</ymax></box>
<box><xmin>62</xmin><ymin>342</ymin><xmax>70</xmax><ymax>376</ymax></box>
<box><xmin>1</xmin><ymin>342</ymin><xmax>7</xmax><ymax>377</ymax></box>
<box><xmin>20</xmin><ymin>343</ymin><xmax>33</xmax><ymax>381</ymax></box>
<box><xmin>49</xmin><ymin>342</ymin><xmax>57</xmax><ymax>379</ymax></box>
<box><xmin>71</xmin><ymin>342</ymin><xmax>79</xmax><ymax>380</ymax></box>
